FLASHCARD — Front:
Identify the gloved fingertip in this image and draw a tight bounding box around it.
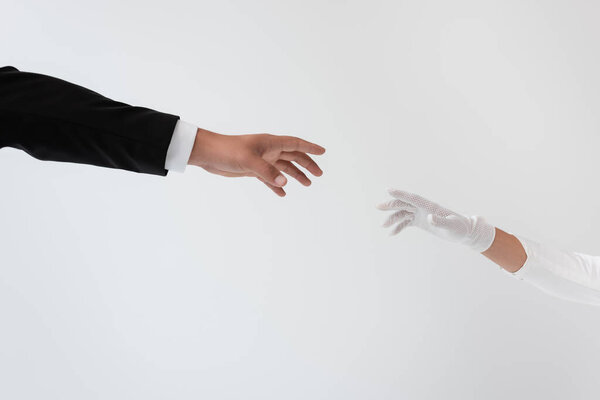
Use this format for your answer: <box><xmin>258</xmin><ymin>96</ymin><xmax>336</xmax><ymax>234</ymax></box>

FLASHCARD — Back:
<box><xmin>376</xmin><ymin>203</ymin><xmax>388</xmax><ymax>210</ymax></box>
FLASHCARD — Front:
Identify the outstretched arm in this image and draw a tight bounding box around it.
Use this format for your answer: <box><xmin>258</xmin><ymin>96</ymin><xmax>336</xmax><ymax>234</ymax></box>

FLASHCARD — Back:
<box><xmin>0</xmin><ymin>66</ymin><xmax>325</xmax><ymax>195</ymax></box>
<box><xmin>379</xmin><ymin>189</ymin><xmax>600</xmax><ymax>306</ymax></box>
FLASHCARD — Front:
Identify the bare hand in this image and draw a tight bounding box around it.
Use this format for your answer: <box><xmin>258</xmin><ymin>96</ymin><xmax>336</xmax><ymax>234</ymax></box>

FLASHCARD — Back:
<box><xmin>188</xmin><ymin>128</ymin><xmax>325</xmax><ymax>196</ymax></box>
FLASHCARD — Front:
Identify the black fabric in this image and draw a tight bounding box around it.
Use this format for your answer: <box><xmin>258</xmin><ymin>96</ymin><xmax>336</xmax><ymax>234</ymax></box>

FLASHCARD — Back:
<box><xmin>0</xmin><ymin>66</ymin><xmax>180</xmax><ymax>176</ymax></box>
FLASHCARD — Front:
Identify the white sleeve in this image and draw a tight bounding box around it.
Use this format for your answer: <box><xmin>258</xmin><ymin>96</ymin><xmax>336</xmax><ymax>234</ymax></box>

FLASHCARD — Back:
<box><xmin>164</xmin><ymin>119</ymin><xmax>197</xmax><ymax>173</ymax></box>
<box><xmin>511</xmin><ymin>236</ymin><xmax>600</xmax><ymax>306</ymax></box>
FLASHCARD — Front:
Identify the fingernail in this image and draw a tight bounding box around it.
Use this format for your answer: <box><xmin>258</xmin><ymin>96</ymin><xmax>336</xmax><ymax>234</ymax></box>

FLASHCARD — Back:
<box><xmin>275</xmin><ymin>175</ymin><xmax>287</xmax><ymax>187</ymax></box>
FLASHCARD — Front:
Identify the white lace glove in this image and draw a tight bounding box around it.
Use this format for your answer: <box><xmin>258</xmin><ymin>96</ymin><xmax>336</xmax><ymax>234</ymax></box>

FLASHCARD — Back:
<box><xmin>377</xmin><ymin>189</ymin><xmax>496</xmax><ymax>253</ymax></box>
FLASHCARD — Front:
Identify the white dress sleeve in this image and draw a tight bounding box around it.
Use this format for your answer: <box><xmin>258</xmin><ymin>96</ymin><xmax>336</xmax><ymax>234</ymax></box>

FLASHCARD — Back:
<box><xmin>512</xmin><ymin>236</ymin><xmax>600</xmax><ymax>306</ymax></box>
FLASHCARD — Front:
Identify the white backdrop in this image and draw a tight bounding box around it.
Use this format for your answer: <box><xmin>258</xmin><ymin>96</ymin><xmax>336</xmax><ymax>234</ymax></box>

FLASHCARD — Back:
<box><xmin>2</xmin><ymin>0</ymin><xmax>600</xmax><ymax>399</ymax></box>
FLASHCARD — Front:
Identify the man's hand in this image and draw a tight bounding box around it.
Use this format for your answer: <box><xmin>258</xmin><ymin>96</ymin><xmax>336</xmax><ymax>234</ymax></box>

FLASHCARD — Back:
<box><xmin>188</xmin><ymin>128</ymin><xmax>326</xmax><ymax>196</ymax></box>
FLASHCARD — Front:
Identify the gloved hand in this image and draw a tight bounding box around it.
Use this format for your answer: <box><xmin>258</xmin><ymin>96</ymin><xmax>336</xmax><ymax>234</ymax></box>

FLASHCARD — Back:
<box><xmin>377</xmin><ymin>189</ymin><xmax>496</xmax><ymax>253</ymax></box>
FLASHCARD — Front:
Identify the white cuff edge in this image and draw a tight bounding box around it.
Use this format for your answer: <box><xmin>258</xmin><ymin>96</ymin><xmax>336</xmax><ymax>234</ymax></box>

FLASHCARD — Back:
<box><xmin>165</xmin><ymin>119</ymin><xmax>197</xmax><ymax>173</ymax></box>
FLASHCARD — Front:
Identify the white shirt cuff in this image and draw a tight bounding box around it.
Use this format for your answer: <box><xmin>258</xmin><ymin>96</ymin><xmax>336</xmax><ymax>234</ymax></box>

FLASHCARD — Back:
<box><xmin>164</xmin><ymin>119</ymin><xmax>197</xmax><ymax>173</ymax></box>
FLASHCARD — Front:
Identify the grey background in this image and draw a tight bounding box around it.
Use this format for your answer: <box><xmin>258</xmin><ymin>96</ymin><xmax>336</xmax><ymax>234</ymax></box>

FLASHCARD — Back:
<box><xmin>2</xmin><ymin>0</ymin><xmax>600</xmax><ymax>398</ymax></box>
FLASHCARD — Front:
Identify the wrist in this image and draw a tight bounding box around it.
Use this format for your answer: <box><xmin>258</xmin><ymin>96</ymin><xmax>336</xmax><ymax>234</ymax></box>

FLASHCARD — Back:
<box><xmin>188</xmin><ymin>128</ymin><xmax>220</xmax><ymax>167</ymax></box>
<box><xmin>467</xmin><ymin>216</ymin><xmax>496</xmax><ymax>253</ymax></box>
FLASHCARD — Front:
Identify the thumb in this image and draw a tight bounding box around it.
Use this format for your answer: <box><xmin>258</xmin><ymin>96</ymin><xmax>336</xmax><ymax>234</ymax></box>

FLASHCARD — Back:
<box><xmin>247</xmin><ymin>157</ymin><xmax>287</xmax><ymax>187</ymax></box>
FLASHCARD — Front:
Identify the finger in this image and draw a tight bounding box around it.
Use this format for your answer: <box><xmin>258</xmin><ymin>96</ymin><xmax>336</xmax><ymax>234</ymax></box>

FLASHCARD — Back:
<box><xmin>246</xmin><ymin>157</ymin><xmax>287</xmax><ymax>187</ymax></box>
<box><xmin>279</xmin><ymin>151</ymin><xmax>323</xmax><ymax>176</ymax></box>
<box><xmin>275</xmin><ymin>136</ymin><xmax>326</xmax><ymax>155</ymax></box>
<box><xmin>377</xmin><ymin>199</ymin><xmax>417</xmax><ymax>212</ymax></box>
<box><xmin>383</xmin><ymin>210</ymin><xmax>413</xmax><ymax>228</ymax></box>
<box><xmin>388</xmin><ymin>189</ymin><xmax>432</xmax><ymax>208</ymax></box>
<box><xmin>263</xmin><ymin>182</ymin><xmax>287</xmax><ymax>197</ymax></box>
<box><xmin>258</xmin><ymin>177</ymin><xmax>286</xmax><ymax>197</ymax></box>
<box><xmin>274</xmin><ymin>160</ymin><xmax>311</xmax><ymax>186</ymax></box>
<box><xmin>390</xmin><ymin>217</ymin><xmax>414</xmax><ymax>236</ymax></box>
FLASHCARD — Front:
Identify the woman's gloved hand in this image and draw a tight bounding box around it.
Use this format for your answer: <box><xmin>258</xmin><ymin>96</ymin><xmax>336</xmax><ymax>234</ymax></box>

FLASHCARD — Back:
<box><xmin>377</xmin><ymin>189</ymin><xmax>496</xmax><ymax>253</ymax></box>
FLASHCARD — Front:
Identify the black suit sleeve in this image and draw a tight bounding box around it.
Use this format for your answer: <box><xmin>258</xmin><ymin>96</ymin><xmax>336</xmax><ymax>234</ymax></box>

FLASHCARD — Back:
<box><xmin>0</xmin><ymin>66</ymin><xmax>180</xmax><ymax>176</ymax></box>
